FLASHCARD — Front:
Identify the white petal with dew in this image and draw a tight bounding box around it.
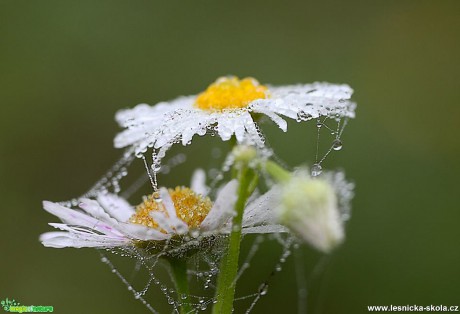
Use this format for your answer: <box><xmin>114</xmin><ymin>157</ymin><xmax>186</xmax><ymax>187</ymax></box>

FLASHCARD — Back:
<box><xmin>40</xmin><ymin>231</ymin><xmax>128</xmax><ymax>248</ymax></box>
<box><xmin>117</xmin><ymin>222</ymin><xmax>171</xmax><ymax>241</ymax></box>
<box><xmin>43</xmin><ymin>201</ymin><xmax>122</xmax><ymax>236</ymax></box>
<box><xmin>200</xmin><ymin>180</ymin><xmax>238</xmax><ymax>231</ymax></box>
<box><xmin>191</xmin><ymin>169</ymin><xmax>208</xmax><ymax>197</ymax></box>
<box><xmin>242</xmin><ymin>188</ymin><xmax>279</xmax><ymax>227</ymax></box>
<box><xmin>158</xmin><ymin>188</ymin><xmax>189</xmax><ymax>233</ymax></box>
<box><xmin>97</xmin><ymin>193</ymin><xmax>135</xmax><ymax>222</ymax></box>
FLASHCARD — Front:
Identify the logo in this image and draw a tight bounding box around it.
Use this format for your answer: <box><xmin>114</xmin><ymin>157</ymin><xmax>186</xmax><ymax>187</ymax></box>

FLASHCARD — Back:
<box><xmin>1</xmin><ymin>298</ymin><xmax>53</xmax><ymax>313</ymax></box>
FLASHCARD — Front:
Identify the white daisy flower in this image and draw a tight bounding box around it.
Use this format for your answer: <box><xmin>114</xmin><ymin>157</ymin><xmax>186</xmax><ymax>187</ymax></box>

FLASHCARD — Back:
<box><xmin>40</xmin><ymin>170</ymin><xmax>286</xmax><ymax>249</ymax></box>
<box><xmin>114</xmin><ymin>76</ymin><xmax>356</xmax><ymax>158</ymax></box>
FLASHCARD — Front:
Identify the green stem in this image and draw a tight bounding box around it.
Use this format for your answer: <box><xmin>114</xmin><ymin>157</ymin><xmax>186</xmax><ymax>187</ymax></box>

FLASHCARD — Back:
<box><xmin>212</xmin><ymin>166</ymin><xmax>255</xmax><ymax>314</ymax></box>
<box><xmin>264</xmin><ymin>160</ymin><xmax>292</xmax><ymax>183</ymax></box>
<box><xmin>170</xmin><ymin>258</ymin><xmax>192</xmax><ymax>314</ymax></box>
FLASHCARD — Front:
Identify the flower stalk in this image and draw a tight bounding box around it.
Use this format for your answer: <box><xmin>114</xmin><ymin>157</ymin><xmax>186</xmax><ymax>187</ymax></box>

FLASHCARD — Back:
<box><xmin>212</xmin><ymin>163</ymin><xmax>257</xmax><ymax>314</ymax></box>
<box><xmin>170</xmin><ymin>258</ymin><xmax>193</xmax><ymax>314</ymax></box>
<box><xmin>264</xmin><ymin>160</ymin><xmax>291</xmax><ymax>183</ymax></box>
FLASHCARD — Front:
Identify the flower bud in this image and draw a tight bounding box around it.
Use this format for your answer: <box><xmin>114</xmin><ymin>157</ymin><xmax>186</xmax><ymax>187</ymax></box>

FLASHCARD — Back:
<box><xmin>277</xmin><ymin>171</ymin><xmax>346</xmax><ymax>253</ymax></box>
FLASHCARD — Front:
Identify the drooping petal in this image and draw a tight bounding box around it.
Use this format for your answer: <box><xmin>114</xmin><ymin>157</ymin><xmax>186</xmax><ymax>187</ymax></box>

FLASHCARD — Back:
<box><xmin>116</xmin><ymin>222</ymin><xmax>171</xmax><ymax>241</ymax></box>
<box><xmin>78</xmin><ymin>198</ymin><xmax>121</xmax><ymax>227</ymax></box>
<box><xmin>97</xmin><ymin>193</ymin><xmax>135</xmax><ymax>223</ymax></box>
<box><xmin>42</xmin><ymin>201</ymin><xmax>118</xmax><ymax>235</ymax></box>
<box><xmin>200</xmin><ymin>180</ymin><xmax>238</xmax><ymax>231</ymax></box>
<box><xmin>242</xmin><ymin>188</ymin><xmax>279</xmax><ymax>228</ymax></box>
<box><xmin>251</xmin><ymin>105</ymin><xmax>288</xmax><ymax>132</ymax></box>
<box><xmin>40</xmin><ymin>230</ymin><xmax>128</xmax><ymax>248</ymax></box>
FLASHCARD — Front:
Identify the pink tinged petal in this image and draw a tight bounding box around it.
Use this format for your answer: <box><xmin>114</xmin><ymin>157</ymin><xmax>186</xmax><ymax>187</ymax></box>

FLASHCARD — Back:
<box><xmin>48</xmin><ymin>223</ymin><xmax>125</xmax><ymax>239</ymax></box>
<box><xmin>40</xmin><ymin>231</ymin><xmax>128</xmax><ymax>248</ymax></box>
<box><xmin>43</xmin><ymin>224</ymin><xmax>129</xmax><ymax>248</ymax></box>
<box><xmin>117</xmin><ymin>222</ymin><xmax>170</xmax><ymax>241</ymax></box>
<box><xmin>200</xmin><ymin>180</ymin><xmax>238</xmax><ymax>231</ymax></box>
<box><xmin>97</xmin><ymin>193</ymin><xmax>134</xmax><ymax>222</ymax></box>
<box><xmin>78</xmin><ymin>198</ymin><xmax>121</xmax><ymax>227</ymax></box>
<box><xmin>43</xmin><ymin>201</ymin><xmax>124</xmax><ymax>237</ymax></box>
<box><xmin>191</xmin><ymin>169</ymin><xmax>208</xmax><ymax>197</ymax></box>
<box><xmin>43</xmin><ymin>201</ymin><xmax>107</xmax><ymax>231</ymax></box>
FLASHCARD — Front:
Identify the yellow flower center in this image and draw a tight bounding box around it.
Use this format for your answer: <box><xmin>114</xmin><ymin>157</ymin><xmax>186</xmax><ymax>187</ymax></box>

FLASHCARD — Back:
<box><xmin>194</xmin><ymin>76</ymin><xmax>268</xmax><ymax>111</ymax></box>
<box><xmin>129</xmin><ymin>187</ymin><xmax>212</xmax><ymax>230</ymax></box>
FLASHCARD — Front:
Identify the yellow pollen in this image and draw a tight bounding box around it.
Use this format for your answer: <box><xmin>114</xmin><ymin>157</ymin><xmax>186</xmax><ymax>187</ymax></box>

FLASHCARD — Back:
<box><xmin>194</xmin><ymin>76</ymin><xmax>268</xmax><ymax>111</ymax></box>
<box><xmin>129</xmin><ymin>187</ymin><xmax>212</xmax><ymax>231</ymax></box>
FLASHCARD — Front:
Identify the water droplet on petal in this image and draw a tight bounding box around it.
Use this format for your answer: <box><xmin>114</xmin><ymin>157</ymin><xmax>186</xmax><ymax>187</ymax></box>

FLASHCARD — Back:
<box><xmin>297</xmin><ymin>111</ymin><xmax>312</xmax><ymax>122</ymax></box>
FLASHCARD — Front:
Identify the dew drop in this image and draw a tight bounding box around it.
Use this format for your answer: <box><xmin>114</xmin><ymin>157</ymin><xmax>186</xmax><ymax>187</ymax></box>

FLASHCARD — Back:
<box><xmin>259</xmin><ymin>283</ymin><xmax>268</xmax><ymax>296</ymax></box>
<box><xmin>190</xmin><ymin>229</ymin><xmax>200</xmax><ymax>238</ymax></box>
<box><xmin>332</xmin><ymin>139</ymin><xmax>343</xmax><ymax>151</ymax></box>
<box><xmin>153</xmin><ymin>191</ymin><xmax>162</xmax><ymax>203</ymax></box>
<box><xmin>311</xmin><ymin>164</ymin><xmax>322</xmax><ymax>177</ymax></box>
<box><xmin>296</xmin><ymin>111</ymin><xmax>312</xmax><ymax>122</ymax></box>
<box><xmin>152</xmin><ymin>163</ymin><xmax>161</xmax><ymax>172</ymax></box>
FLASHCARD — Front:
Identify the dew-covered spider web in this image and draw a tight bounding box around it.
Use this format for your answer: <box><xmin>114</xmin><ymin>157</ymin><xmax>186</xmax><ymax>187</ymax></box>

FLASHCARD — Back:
<box><xmin>58</xmin><ymin>112</ymin><xmax>352</xmax><ymax>314</ymax></box>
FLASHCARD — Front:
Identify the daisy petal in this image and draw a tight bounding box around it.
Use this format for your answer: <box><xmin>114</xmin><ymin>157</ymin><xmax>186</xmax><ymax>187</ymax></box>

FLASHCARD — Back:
<box><xmin>97</xmin><ymin>193</ymin><xmax>135</xmax><ymax>222</ymax></box>
<box><xmin>43</xmin><ymin>201</ymin><xmax>110</xmax><ymax>232</ymax></box>
<box><xmin>241</xmin><ymin>225</ymin><xmax>288</xmax><ymax>234</ymax></box>
<box><xmin>117</xmin><ymin>222</ymin><xmax>170</xmax><ymax>241</ymax></box>
<box><xmin>158</xmin><ymin>188</ymin><xmax>189</xmax><ymax>233</ymax></box>
<box><xmin>242</xmin><ymin>188</ymin><xmax>279</xmax><ymax>227</ymax></box>
<box><xmin>191</xmin><ymin>169</ymin><xmax>208</xmax><ymax>196</ymax></box>
<box><xmin>200</xmin><ymin>180</ymin><xmax>238</xmax><ymax>231</ymax></box>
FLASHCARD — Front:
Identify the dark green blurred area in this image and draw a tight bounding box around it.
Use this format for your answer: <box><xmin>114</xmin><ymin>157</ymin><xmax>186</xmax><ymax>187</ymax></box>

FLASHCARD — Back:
<box><xmin>1</xmin><ymin>0</ymin><xmax>459</xmax><ymax>313</ymax></box>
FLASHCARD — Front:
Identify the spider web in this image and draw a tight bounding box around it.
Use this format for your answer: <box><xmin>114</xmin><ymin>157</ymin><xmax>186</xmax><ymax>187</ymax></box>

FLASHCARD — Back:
<box><xmin>60</xmin><ymin>112</ymin><xmax>350</xmax><ymax>314</ymax></box>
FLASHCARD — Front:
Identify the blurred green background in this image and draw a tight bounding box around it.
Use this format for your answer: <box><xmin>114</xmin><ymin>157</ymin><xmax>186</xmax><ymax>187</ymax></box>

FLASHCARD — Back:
<box><xmin>1</xmin><ymin>0</ymin><xmax>459</xmax><ymax>313</ymax></box>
